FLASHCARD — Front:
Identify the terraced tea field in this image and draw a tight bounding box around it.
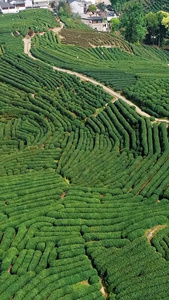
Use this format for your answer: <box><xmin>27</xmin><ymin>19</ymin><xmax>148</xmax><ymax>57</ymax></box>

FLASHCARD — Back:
<box><xmin>0</xmin><ymin>50</ymin><xmax>169</xmax><ymax>300</ymax></box>
<box><xmin>143</xmin><ymin>0</ymin><xmax>169</xmax><ymax>12</ymax></box>
<box><xmin>113</xmin><ymin>0</ymin><xmax>169</xmax><ymax>12</ymax></box>
<box><xmin>31</xmin><ymin>29</ymin><xmax>169</xmax><ymax>118</ymax></box>
<box><xmin>0</xmin><ymin>8</ymin><xmax>169</xmax><ymax>300</ymax></box>
<box><xmin>60</xmin><ymin>29</ymin><xmax>133</xmax><ymax>51</ymax></box>
<box><xmin>0</xmin><ymin>9</ymin><xmax>59</xmax><ymax>55</ymax></box>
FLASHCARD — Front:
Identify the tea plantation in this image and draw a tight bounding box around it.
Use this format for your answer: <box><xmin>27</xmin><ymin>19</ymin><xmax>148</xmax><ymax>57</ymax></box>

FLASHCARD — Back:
<box><xmin>0</xmin><ymin>8</ymin><xmax>169</xmax><ymax>300</ymax></box>
<box><xmin>0</xmin><ymin>49</ymin><xmax>169</xmax><ymax>299</ymax></box>
<box><xmin>0</xmin><ymin>9</ymin><xmax>59</xmax><ymax>55</ymax></box>
<box><xmin>31</xmin><ymin>29</ymin><xmax>169</xmax><ymax>118</ymax></box>
<box><xmin>113</xmin><ymin>0</ymin><xmax>169</xmax><ymax>12</ymax></box>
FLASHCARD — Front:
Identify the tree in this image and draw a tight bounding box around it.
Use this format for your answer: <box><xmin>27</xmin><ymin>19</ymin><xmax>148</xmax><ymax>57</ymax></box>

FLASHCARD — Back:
<box><xmin>110</xmin><ymin>0</ymin><xmax>128</xmax><ymax>13</ymax></box>
<box><xmin>156</xmin><ymin>11</ymin><xmax>167</xmax><ymax>46</ymax></box>
<box><xmin>161</xmin><ymin>11</ymin><xmax>169</xmax><ymax>29</ymax></box>
<box><xmin>120</xmin><ymin>0</ymin><xmax>146</xmax><ymax>43</ymax></box>
<box><xmin>110</xmin><ymin>18</ymin><xmax>120</xmax><ymax>32</ymax></box>
<box><xmin>145</xmin><ymin>12</ymin><xmax>160</xmax><ymax>44</ymax></box>
<box><xmin>88</xmin><ymin>4</ymin><xmax>97</xmax><ymax>13</ymax></box>
<box><xmin>58</xmin><ymin>1</ymin><xmax>71</xmax><ymax>17</ymax></box>
<box><xmin>144</xmin><ymin>11</ymin><xmax>167</xmax><ymax>46</ymax></box>
<box><xmin>97</xmin><ymin>2</ymin><xmax>106</xmax><ymax>11</ymax></box>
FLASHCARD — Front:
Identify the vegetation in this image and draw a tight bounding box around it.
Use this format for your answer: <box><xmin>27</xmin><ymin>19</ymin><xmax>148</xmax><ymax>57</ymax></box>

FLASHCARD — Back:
<box><xmin>110</xmin><ymin>18</ymin><xmax>120</xmax><ymax>32</ymax></box>
<box><xmin>0</xmin><ymin>4</ymin><xmax>169</xmax><ymax>300</ymax></box>
<box><xmin>31</xmin><ymin>29</ymin><xmax>169</xmax><ymax>117</ymax></box>
<box><xmin>110</xmin><ymin>0</ymin><xmax>169</xmax><ymax>13</ymax></box>
<box><xmin>0</xmin><ymin>9</ymin><xmax>59</xmax><ymax>35</ymax></box>
<box><xmin>109</xmin><ymin>1</ymin><xmax>169</xmax><ymax>47</ymax></box>
<box><xmin>88</xmin><ymin>4</ymin><xmax>97</xmax><ymax>13</ymax></box>
<box><xmin>119</xmin><ymin>0</ymin><xmax>146</xmax><ymax>43</ymax></box>
<box><xmin>60</xmin><ymin>28</ymin><xmax>133</xmax><ymax>49</ymax></box>
<box><xmin>58</xmin><ymin>0</ymin><xmax>92</xmax><ymax>30</ymax></box>
<box><xmin>0</xmin><ymin>52</ymin><xmax>169</xmax><ymax>299</ymax></box>
<box><xmin>0</xmin><ymin>9</ymin><xmax>59</xmax><ymax>55</ymax></box>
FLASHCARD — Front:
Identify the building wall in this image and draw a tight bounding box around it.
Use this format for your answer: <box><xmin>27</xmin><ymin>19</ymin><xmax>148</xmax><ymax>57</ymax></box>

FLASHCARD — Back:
<box><xmin>91</xmin><ymin>21</ymin><xmax>108</xmax><ymax>31</ymax></box>
<box><xmin>25</xmin><ymin>0</ymin><xmax>33</xmax><ymax>7</ymax></box>
<box><xmin>33</xmin><ymin>0</ymin><xmax>49</xmax><ymax>7</ymax></box>
<box><xmin>82</xmin><ymin>18</ymin><xmax>109</xmax><ymax>31</ymax></box>
<box><xmin>17</xmin><ymin>5</ymin><xmax>25</xmax><ymax>10</ymax></box>
<box><xmin>107</xmin><ymin>15</ymin><xmax>117</xmax><ymax>21</ymax></box>
<box><xmin>70</xmin><ymin>1</ymin><xmax>84</xmax><ymax>15</ymax></box>
<box><xmin>1</xmin><ymin>7</ymin><xmax>18</xmax><ymax>13</ymax></box>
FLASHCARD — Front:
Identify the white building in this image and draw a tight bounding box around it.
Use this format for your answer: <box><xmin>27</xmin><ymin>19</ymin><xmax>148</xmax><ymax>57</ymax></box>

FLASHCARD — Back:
<box><xmin>82</xmin><ymin>15</ymin><xmax>108</xmax><ymax>31</ymax></box>
<box><xmin>25</xmin><ymin>0</ymin><xmax>32</xmax><ymax>7</ymax></box>
<box><xmin>68</xmin><ymin>0</ymin><xmax>94</xmax><ymax>16</ymax></box>
<box><xmin>0</xmin><ymin>0</ymin><xmax>33</xmax><ymax>13</ymax></box>
<box><xmin>0</xmin><ymin>1</ymin><xmax>19</xmax><ymax>13</ymax></box>
<box><xmin>69</xmin><ymin>0</ymin><xmax>85</xmax><ymax>15</ymax></box>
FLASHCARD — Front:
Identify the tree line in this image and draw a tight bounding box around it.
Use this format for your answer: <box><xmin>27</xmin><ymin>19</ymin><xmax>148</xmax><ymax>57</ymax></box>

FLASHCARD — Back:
<box><xmin>110</xmin><ymin>0</ymin><xmax>169</xmax><ymax>46</ymax></box>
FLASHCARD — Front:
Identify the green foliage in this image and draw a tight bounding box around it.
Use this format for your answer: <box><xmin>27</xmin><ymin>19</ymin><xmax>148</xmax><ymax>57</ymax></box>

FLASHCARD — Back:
<box><xmin>144</xmin><ymin>11</ymin><xmax>167</xmax><ymax>46</ymax></box>
<box><xmin>120</xmin><ymin>0</ymin><xmax>146</xmax><ymax>43</ymax></box>
<box><xmin>0</xmin><ymin>9</ymin><xmax>59</xmax><ymax>55</ymax></box>
<box><xmin>97</xmin><ymin>2</ymin><xmax>106</xmax><ymax>11</ymax></box>
<box><xmin>110</xmin><ymin>0</ymin><xmax>169</xmax><ymax>13</ymax></box>
<box><xmin>0</xmin><ymin>14</ymin><xmax>169</xmax><ymax>300</ymax></box>
<box><xmin>110</xmin><ymin>18</ymin><xmax>120</xmax><ymax>32</ymax></box>
<box><xmin>58</xmin><ymin>1</ymin><xmax>71</xmax><ymax>17</ymax></box>
<box><xmin>88</xmin><ymin>4</ymin><xmax>97</xmax><ymax>13</ymax></box>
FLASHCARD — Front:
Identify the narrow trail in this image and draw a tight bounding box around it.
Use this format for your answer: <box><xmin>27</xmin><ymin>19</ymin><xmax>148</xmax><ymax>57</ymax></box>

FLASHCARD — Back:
<box><xmin>23</xmin><ymin>27</ymin><xmax>169</xmax><ymax>124</ymax></box>
<box><xmin>146</xmin><ymin>224</ymin><xmax>167</xmax><ymax>243</ymax></box>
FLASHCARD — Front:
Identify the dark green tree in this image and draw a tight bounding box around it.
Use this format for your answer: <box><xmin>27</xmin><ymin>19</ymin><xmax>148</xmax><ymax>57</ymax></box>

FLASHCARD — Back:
<box><xmin>97</xmin><ymin>2</ymin><xmax>106</xmax><ymax>11</ymax></box>
<box><xmin>88</xmin><ymin>4</ymin><xmax>97</xmax><ymax>13</ymax></box>
<box><xmin>110</xmin><ymin>18</ymin><xmax>120</xmax><ymax>32</ymax></box>
<box><xmin>110</xmin><ymin>0</ymin><xmax>128</xmax><ymax>12</ymax></box>
<box><xmin>145</xmin><ymin>12</ymin><xmax>160</xmax><ymax>44</ymax></box>
<box><xmin>120</xmin><ymin>0</ymin><xmax>146</xmax><ymax>43</ymax></box>
<box><xmin>58</xmin><ymin>1</ymin><xmax>71</xmax><ymax>17</ymax></box>
<box><xmin>157</xmin><ymin>11</ymin><xmax>168</xmax><ymax>47</ymax></box>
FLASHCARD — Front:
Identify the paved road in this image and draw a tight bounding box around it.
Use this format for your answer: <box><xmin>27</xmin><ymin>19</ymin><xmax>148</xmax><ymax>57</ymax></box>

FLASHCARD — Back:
<box><xmin>23</xmin><ymin>28</ymin><xmax>169</xmax><ymax>124</ymax></box>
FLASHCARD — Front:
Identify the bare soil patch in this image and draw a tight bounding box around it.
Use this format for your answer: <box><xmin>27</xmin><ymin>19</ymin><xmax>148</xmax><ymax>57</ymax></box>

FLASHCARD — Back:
<box><xmin>146</xmin><ymin>224</ymin><xmax>167</xmax><ymax>243</ymax></box>
<box><xmin>100</xmin><ymin>278</ymin><xmax>108</xmax><ymax>298</ymax></box>
<box><xmin>61</xmin><ymin>191</ymin><xmax>66</xmax><ymax>199</ymax></box>
<box><xmin>8</xmin><ymin>265</ymin><xmax>12</xmax><ymax>273</ymax></box>
<box><xmin>80</xmin><ymin>280</ymin><xmax>89</xmax><ymax>286</ymax></box>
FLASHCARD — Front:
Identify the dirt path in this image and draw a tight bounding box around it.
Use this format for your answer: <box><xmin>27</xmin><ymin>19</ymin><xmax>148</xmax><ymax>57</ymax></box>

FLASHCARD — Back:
<box><xmin>50</xmin><ymin>23</ymin><xmax>64</xmax><ymax>33</ymax></box>
<box><xmin>22</xmin><ymin>21</ymin><xmax>63</xmax><ymax>55</ymax></box>
<box><xmin>99</xmin><ymin>278</ymin><xmax>108</xmax><ymax>298</ymax></box>
<box><xmin>23</xmin><ymin>36</ymin><xmax>32</xmax><ymax>55</ymax></box>
<box><xmin>146</xmin><ymin>224</ymin><xmax>167</xmax><ymax>243</ymax></box>
<box><xmin>23</xmin><ymin>29</ymin><xmax>169</xmax><ymax>124</ymax></box>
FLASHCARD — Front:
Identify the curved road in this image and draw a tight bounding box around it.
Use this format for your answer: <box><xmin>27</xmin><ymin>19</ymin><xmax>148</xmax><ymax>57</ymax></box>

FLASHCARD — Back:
<box><xmin>23</xmin><ymin>28</ymin><xmax>169</xmax><ymax>124</ymax></box>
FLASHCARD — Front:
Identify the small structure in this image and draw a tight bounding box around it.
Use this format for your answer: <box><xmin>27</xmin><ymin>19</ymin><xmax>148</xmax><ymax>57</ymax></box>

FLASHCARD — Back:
<box><xmin>10</xmin><ymin>0</ymin><xmax>26</xmax><ymax>10</ymax></box>
<box><xmin>68</xmin><ymin>0</ymin><xmax>85</xmax><ymax>15</ymax></box>
<box><xmin>0</xmin><ymin>1</ymin><xmax>18</xmax><ymax>13</ymax></box>
<box><xmin>33</xmin><ymin>0</ymin><xmax>49</xmax><ymax>8</ymax></box>
<box><xmin>0</xmin><ymin>0</ymin><xmax>33</xmax><ymax>13</ymax></box>
<box><xmin>68</xmin><ymin>0</ymin><xmax>94</xmax><ymax>16</ymax></box>
<box><xmin>82</xmin><ymin>15</ymin><xmax>108</xmax><ymax>31</ymax></box>
<box><xmin>106</xmin><ymin>10</ymin><xmax>117</xmax><ymax>21</ymax></box>
<box><xmin>25</xmin><ymin>0</ymin><xmax>32</xmax><ymax>7</ymax></box>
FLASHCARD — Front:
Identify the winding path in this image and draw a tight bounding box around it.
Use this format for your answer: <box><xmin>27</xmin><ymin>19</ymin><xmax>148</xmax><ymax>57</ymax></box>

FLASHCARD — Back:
<box><xmin>23</xmin><ymin>27</ymin><xmax>169</xmax><ymax>124</ymax></box>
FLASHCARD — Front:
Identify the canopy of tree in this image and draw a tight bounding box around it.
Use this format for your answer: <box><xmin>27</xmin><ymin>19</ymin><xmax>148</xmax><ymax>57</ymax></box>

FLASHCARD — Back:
<box><xmin>120</xmin><ymin>0</ymin><xmax>146</xmax><ymax>43</ymax></box>
<box><xmin>88</xmin><ymin>4</ymin><xmax>97</xmax><ymax>13</ymax></box>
